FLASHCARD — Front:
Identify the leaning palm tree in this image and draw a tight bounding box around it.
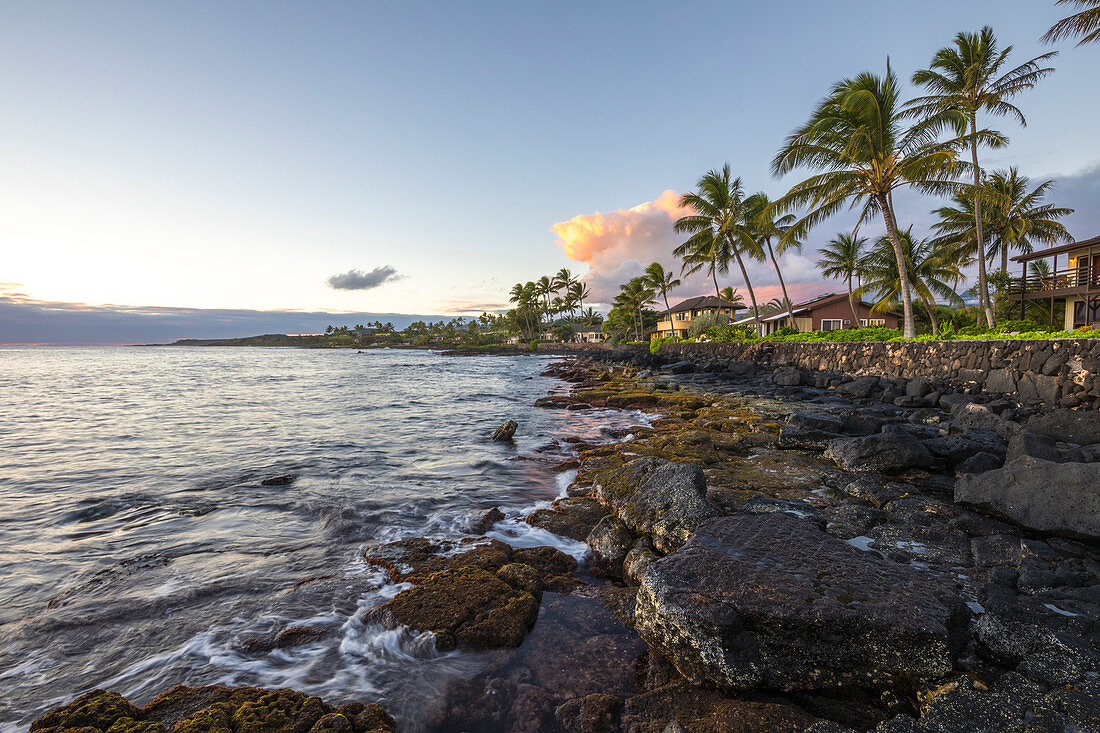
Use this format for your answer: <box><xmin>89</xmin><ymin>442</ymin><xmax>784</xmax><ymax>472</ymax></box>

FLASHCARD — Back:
<box><xmin>535</xmin><ymin>275</ymin><xmax>555</xmax><ymax>327</ymax></box>
<box><xmin>908</xmin><ymin>27</ymin><xmax>1056</xmax><ymax>327</ymax></box>
<box><xmin>745</xmin><ymin>192</ymin><xmax>802</xmax><ymax>330</ymax></box>
<box><xmin>613</xmin><ymin>277</ymin><xmax>656</xmax><ymax>341</ymax></box>
<box><xmin>862</xmin><ymin>228</ymin><xmax>964</xmax><ymax>334</ymax></box>
<box><xmin>818</xmin><ymin>232</ymin><xmax>868</xmax><ymax>327</ymax></box>
<box><xmin>1043</xmin><ymin>0</ymin><xmax>1100</xmax><ymax>46</ymax></box>
<box><xmin>674</xmin><ymin>164</ymin><xmax>764</xmax><ymax>332</ymax></box>
<box><xmin>642</xmin><ymin>262</ymin><xmax>682</xmax><ymax>337</ymax></box>
<box><xmin>773</xmin><ymin>64</ymin><xmax>963</xmax><ymax>338</ymax></box>
<box><xmin>932</xmin><ymin>168</ymin><xmax>1074</xmax><ymax>275</ymax></box>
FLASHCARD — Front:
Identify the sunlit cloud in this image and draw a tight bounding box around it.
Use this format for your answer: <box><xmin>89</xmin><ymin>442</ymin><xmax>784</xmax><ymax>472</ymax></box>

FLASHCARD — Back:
<box><xmin>550</xmin><ymin>190</ymin><xmax>825</xmax><ymax>305</ymax></box>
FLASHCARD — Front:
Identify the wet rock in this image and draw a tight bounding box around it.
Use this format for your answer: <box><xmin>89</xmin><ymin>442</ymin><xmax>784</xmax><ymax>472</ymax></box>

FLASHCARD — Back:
<box><xmin>591</xmin><ymin>457</ymin><xmax>719</xmax><ymax>553</ymax></box>
<box><xmin>740</xmin><ymin>495</ymin><xmax>826</xmax><ymax>528</ymax></box>
<box><xmin>634</xmin><ymin>513</ymin><xmax>969</xmax><ymax>691</ymax></box>
<box><xmin>554</xmin><ymin>693</ymin><xmax>621</xmax><ymax>733</ymax></box>
<box><xmin>620</xmin><ymin>682</ymin><xmax>817</xmax><ymax>733</ymax></box>
<box><xmin>955</xmin><ymin>456</ymin><xmax>1100</xmax><ymax>539</ymax></box>
<box><xmin>363</xmin><ymin>537</ymin><xmax>513</xmax><ymax>583</ymax></box>
<box><xmin>260</xmin><ymin>475</ymin><xmax>294</xmax><ymax>486</ymax></box>
<box><xmin>491</xmin><ymin>420</ymin><xmax>518</xmax><ymax>441</ymax></box>
<box><xmin>839</xmin><ymin>476</ymin><xmax>905</xmax><ymax>508</ymax></box>
<box><xmin>824</xmin><ymin>434</ymin><xmax>932</xmax><ymax>472</ymax></box>
<box><xmin>363</xmin><ymin>566</ymin><xmax>539</xmax><ymax>650</ymax></box>
<box><xmin>471</xmin><ymin>506</ymin><xmax>506</xmax><ymax>533</ymax></box>
<box><xmin>586</xmin><ymin>515</ymin><xmax>634</xmax><ymax>579</ymax></box>
<box><xmin>274</xmin><ymin>625</ymin><xmax>328</xmax><ymax>648</ymax></box>
<box><xmin>526</xmin><ymin>497</ymin><xmax>610</xmax><ymax>542</ymax></box>
<box><xmin>496</xmin><ymin>563</ymin><xmax>544</xmax><ymax>596</ymax></box>
<box><xmin>31</xmin><ymin>686</ymin><xmax>396</xmax><ymax>733</ymax></box>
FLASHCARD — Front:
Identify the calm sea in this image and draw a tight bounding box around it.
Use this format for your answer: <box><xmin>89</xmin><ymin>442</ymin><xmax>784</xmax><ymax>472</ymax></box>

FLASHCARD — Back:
<box><xmin>0</xmin><ymin>347</ymin><xmax>647</xmax><ymax>731</ymax></box>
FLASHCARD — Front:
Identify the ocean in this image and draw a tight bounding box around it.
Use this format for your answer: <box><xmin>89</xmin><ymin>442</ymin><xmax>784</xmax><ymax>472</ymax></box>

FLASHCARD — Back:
<box><xmin>0</xmin><ymin>347</ymin><xmax>648</xmax><ymax>731</ymax></box>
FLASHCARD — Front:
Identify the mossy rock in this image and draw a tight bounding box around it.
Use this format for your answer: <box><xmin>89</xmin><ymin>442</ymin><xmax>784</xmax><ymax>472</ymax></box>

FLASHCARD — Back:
<box><xmin>31</xmin><ymin>687</ymin><xmax>395</xmax><ymax>733</ymax></box>
<box><xmin>363</xmin><ymin>566</ymin><xmax>540</xmax><ymax>650</ymax></box>
<box><xmin>524</xmin><ymin>497</ymin><xmax>609</xmax><ymax>541</ymax></box>
<box><xmin>363</xmin><ymin>537</ymin><xmax>513</xmax><ymax>583</ymax></box>
<box><xmin>31</xmin><ymin>691</ymin><xmax>141</xmax><ymax>733</ymax></box>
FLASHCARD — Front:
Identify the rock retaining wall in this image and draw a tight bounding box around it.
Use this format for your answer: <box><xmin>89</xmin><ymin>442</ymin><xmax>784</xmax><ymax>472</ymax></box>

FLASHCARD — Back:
<box><xmin>658</xmin><ymin>339</ymin><xmax>1100</xmax><ymax>408</ymax></box>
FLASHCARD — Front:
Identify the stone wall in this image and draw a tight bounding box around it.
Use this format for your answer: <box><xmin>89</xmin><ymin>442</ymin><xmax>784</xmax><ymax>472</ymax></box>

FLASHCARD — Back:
<box><xmin>658</xmin><ymin>339</ymin><xmax>1100</xmax><ymax>409</ymax></box>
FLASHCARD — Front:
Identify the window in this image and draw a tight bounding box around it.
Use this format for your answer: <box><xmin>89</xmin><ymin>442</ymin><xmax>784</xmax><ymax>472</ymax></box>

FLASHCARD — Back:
<box><xmin>820</xmin><ymin>319</ymin><xmax>844</xmax><ymax>331</ymax></box>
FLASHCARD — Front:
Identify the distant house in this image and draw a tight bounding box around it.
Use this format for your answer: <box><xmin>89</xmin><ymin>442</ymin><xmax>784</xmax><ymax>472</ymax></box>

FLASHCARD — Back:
<box><xmin>733</xmin><ymin>293</ymin><xmax>900</xmax><ymax>336</ymax></box>
<box><xmin>505</xmin><ymin>334</ymin><xmax>523</xmax><ymax>345</ymax></box>
<box><xmin>1009</xmin><ymin>234</ymin><xmax>1100</xmax><ymax>330</ymax></box>
<box><xmin>655</xmin><ymin>296</ymin><xmax>742</xmax><ymax>339</ymax></box>
<box><xmin>574</xmin><ymin>329</ymin><xmax>606</xmax><ymax>344</ymax></box>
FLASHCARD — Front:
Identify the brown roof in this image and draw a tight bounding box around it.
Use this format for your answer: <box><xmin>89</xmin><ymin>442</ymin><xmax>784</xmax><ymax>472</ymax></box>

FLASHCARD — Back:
<box><xmin>667</xmin><ymin>295</ymin><xmax>742</xmax><ymax>313</ymax></box>
<box><xmin>1010</xmin><ymin>235</ymin><xmax>1100</xmax><ymax>263</ymax></box>
<box><xmin>733</xmin><ymin>292</ymin><xmax>902</xmax><ymax>324</ymax></box>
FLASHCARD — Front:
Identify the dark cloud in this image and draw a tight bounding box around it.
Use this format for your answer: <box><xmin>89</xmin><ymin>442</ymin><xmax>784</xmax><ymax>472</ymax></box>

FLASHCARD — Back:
<box><xmin>0</xmin><ymin>292</ymin><xmax>436</xmax><ymax>345</ymax></box>
<box><xmin>1050</xmin><ymin>163</ymin><xmax>1100</xmax><ymax>239</ymax></box>
<box><xmin>326</xmin><ymin>266</ymin><xmax>403</xmax><ymax>290</ymax></box>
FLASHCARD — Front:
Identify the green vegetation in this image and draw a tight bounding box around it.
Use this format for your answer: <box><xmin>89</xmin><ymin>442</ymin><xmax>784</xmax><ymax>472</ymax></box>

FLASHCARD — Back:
<box><xmin>706</xmin><ymin>322</ymin><xmax>1100</xmax><ymax>344</ymax></box>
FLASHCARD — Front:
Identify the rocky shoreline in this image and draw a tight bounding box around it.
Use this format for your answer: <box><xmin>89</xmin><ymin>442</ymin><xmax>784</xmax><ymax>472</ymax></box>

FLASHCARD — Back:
<box><xmin>31</xmin><ymin>351</ymin><xmax>1100</xmax><ymax>731</ymax></box>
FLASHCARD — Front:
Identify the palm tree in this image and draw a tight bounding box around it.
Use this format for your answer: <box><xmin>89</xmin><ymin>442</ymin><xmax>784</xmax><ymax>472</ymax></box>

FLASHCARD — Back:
<box><xmin>718</xmin><ymin>286</ymin><xmax>746</xmax><ymax>310</ymax></box>
<box><xmin>1043</xmin><ymin>0</ymin><xmax>1100</xmax><ymax>46</ymax></box>
<box><xmin>773</xmin><ymin>64</ymin><xmax>963</xmax><ymax>338</ymax></box>
<box><xmin>745</xmin><ymin>192</ymin><xmax>802</xmax><ymax>330</ymax></box>
<box><xmin>862</xmin><ymin>228</ymin><xmax>964</xmax><ymax>334</ymax></box>
<box><xmin>642</xmin><ymin>262</ymin><xmax>682</xmax><ymax>337</ymax></box>
<box><xmin>567</xmin><ymin>281</ymin><xmax>590</xmax><ymax>325</ymax></box>
<box><xmin>818</xmin><ymin>232</ymin><xmax>868</xmax><ymax>327</ymax></box>
<box><xmin>674</xmin><ymin>164</ymin><xmax>765</xmax><ymax>332</ymax></box>
<box><xmin>932</xmin><ymin>168</ymin><xmax>1074</xmax><ymax>276</ymax></box>
<box><xmin>535</xmin><ymin>275</ymin><xmax>555</xmax><ymax>327</ymax></box>
<box><xmin>613</xmin><ymin>277</ymin><xmax>656</xmax><ymax>341</ymax></box>
<box><xmin>908</xmin><ymin>27</ymin><xmax>1056</xmax><ymax>327</ymax></box>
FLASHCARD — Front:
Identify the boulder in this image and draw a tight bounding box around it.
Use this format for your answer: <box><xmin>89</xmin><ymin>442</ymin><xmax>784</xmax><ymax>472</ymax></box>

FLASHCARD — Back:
<box><xmin>824</xmin><ymin>434</ymin><xmax>932</xmax><ymax>472</ymax></box>
<box><xmin>925</xmin><ymin>432</ymin><xmax>1006</xmax><ymax>466</ymax></box>
<box><xmin>586</xmin><ymin>515</ymin><xmax>634</xmax><ymax>578</ymax></box>
<box><xmin>491</xmin><ymin>420</ymin><xmax>518</xmax><ymax>441</ymax></box>
<box><xmin>1005</xmin><ymin>431</ymin><xmax>1068</xmax><ymax>464</ymax></box>
<box><xmin>955</xmin><ymin>456</ymin><xmax>1100</xmax><ymax>539</ymax></box>
<box><xmin>260</xmin><ymin>474</ymin><xmax>294</xmax><ymax>486</ymax></box>
<box><xmin>777</xmin><ymin>410</ymin><xmax>882</xmax><ymax>450</ymax></box>
<box><xmin>554</xmin><ymin>693</ymin><xmax>622</xmax><ymax>733</ymax></box>
<box><xmin>772</xmin><ymin>366</ymin><xmax>805</xmax><ymax>386</ymax></box>
<box><xmin>635</xmin><ymin>513</ymin><xmax>969</xmax><ymax>691</ymax></box>
<box><xmin>1025</xmin><ymin>408</ymin><xmax>1100</xmax><ymax>445</ymax></box>
<box><xmin>836</xmin><ymin>375</ymin><xmax>881</xmax><ymax>399</ymax></box>
<box><xmin>525</xmin><ymin>497</ymin><xmax>609</xmax><ymax>541</ymax></box>
<box><xmin>592</xmin><ymin>458</ymin><xmax>719</xmax><ymax>553</ymax></box>
<box><xmin>955</xmin><ymin>452</ymin><xmax>1003</xmax><ymax>475</ymax></box>
<box><xmin>952</xmin><ymin>403</ymin><xmax>1020</xmax><ymax>439</ymax></box>
<box><xmin>363</xmin><ymin>566</ymin><xmax>539</xmax><ymax>650</ymax></box>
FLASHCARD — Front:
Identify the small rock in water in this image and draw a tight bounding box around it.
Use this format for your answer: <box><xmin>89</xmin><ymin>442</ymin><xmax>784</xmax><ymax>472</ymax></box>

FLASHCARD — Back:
<box><xmin>260</xmin><ymin>474</ymin><xmax>294</xmax><ymax>486</ymax></box>
<box><xmin>491</xmin><ymin>420</ymin><xmax>518</xmax><ymax>441</ymax></box>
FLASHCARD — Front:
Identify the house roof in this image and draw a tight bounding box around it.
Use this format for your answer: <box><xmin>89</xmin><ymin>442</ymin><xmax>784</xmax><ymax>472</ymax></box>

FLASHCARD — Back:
<box><xmin>667</xmin><ymin>295</ymin><xmax>742</xmax><ymax>313</ymax></box>
<box><xmin>1010</xmin><ymin>235</ymin><xmax>1100</xmax><ymax>263</ymax></box>
<box><xmin>732</xmin><ymin>292</ymin><xmax>900</xmax><ymax>325</ymax></box>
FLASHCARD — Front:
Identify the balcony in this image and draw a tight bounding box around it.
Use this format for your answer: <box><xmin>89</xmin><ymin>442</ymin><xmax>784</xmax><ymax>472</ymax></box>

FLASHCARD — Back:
<box><xmin>1009</xmin><ymin>269</ymin><xmax>1100</xmax><ymax>301</ymax></box>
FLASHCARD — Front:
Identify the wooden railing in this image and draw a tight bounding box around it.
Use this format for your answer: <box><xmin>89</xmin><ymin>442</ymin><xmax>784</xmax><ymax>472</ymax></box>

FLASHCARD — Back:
<box><xmin>1011</xmin><ymin>270</ymin><xmax>1100</xmax><ymax>295</ymax></box>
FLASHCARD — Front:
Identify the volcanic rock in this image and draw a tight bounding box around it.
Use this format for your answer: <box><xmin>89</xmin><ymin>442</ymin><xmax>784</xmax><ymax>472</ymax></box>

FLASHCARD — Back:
<box><xmin>955</xmin><ymin>456</ymin><xmax>1100</xmax><ymax>539</ymax></box>
<box><xmin>491</xmin><ymin>420</ymin><xmax>518</xmax><ymax>441</ymax></box>
<box><xmin>591</xmin><ymin>457</ymin><xmax>719</xmax><ymax>553</ymax></box>
<box><xmin>634</xmin><ymin>513</ymin><xmax>969</xmax><ymax>691</ymax></box>
<box><xmin>824</xmin><ymin>433</ymin><xmax>933</xmax><ymax>472</ymax></box>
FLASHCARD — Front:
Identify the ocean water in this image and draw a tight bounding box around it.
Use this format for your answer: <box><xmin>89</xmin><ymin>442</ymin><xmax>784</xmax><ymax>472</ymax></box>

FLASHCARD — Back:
<box><xmin>0</xmin><ymin>347</ymin><xmax>648</xmax><ymax>731</ymax></box>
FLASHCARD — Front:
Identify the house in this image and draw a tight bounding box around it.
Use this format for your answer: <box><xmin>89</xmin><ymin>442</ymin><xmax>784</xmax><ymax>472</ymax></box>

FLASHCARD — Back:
<box><xmin>733</xmin><ymin>293</ymin><xmax>900</xmax><ymax>335</ymax></box>
<box><xmin>574</xmin><ymin>329</ymin><xmax>606</xmax><ymax>344</ymax></box>
<box><xmin>1008</xmin><ymin>235</ymin><xmax>1100</xmax><ymax>330</ymax></box>
<box><xmin>654</xmin><ymin>296</ymin><xmax>742</xmax><ymax>339</ymax></box>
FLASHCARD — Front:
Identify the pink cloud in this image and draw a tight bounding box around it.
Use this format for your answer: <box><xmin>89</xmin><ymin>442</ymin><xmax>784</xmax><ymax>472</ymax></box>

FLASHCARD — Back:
<box><xmin>550</xmin><ymin>192</ymin><xmax>828</xmax><ymax>306</ymax></box>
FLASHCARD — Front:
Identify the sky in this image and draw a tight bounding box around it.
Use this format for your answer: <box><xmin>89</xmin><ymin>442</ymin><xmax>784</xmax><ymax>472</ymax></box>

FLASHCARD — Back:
<box><xmin>1</xmin><ymin>1</ymin><xmax>1098</xmax><ymax>343</ymax></box>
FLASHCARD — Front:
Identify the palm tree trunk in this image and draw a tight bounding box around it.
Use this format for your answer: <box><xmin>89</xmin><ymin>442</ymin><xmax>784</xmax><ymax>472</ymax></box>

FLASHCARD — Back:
<box><xmin>879</xmin><ymin>194</ymin><xmax>917</xmax><ymax>339</ymax></box>
<box><xmin>970</xmin><ymin>116</ymin><xmax>995</xmax><ymax>328</ymax></box>
<box><xmin>728</xmin><ymin>233</ymin><xmax>763</xmax><ymax>335</ymax></box>
<box><xmin>1001</xmin><ymin>240</ymin><xmax>1009</xmax><ymax>276</ymax></box>
<box><xmin>848</xmin><ymin>276</ymin><xmax>861</xmax><ymax>328</ymax></box>
<box><xmin>766</xmin><ymin>237</ymin><xmax>798</xmax><ymax>332</ymax></box>
<box><xmin>663</xmin><ymin>291</ymin><xmax>673</xmax><ymax>340</ymax></box>
<box><xmin>921</xmin><ymin>294</ymin><xmax>940</xmax><ymax>334</ymax></box>
<box><xmin>711</xmin><ymin>258</ymin><xmax>721</xmax><ymax>299</ymax></box>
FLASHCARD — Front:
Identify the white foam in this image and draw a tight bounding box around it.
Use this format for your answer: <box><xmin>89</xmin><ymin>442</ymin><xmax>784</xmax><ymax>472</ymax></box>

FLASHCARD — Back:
<box><xmin>486</xmin><ymin>517</ymin><xmax>590</xmax><ymax>563</ymax></box>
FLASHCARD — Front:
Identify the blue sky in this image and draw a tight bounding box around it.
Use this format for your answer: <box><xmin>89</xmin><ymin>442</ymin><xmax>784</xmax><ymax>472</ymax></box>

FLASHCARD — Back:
<box><xmin>1</xmin><ymin>1</ymin><xmax>1097</xmax><ymax>342</ymax></box>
